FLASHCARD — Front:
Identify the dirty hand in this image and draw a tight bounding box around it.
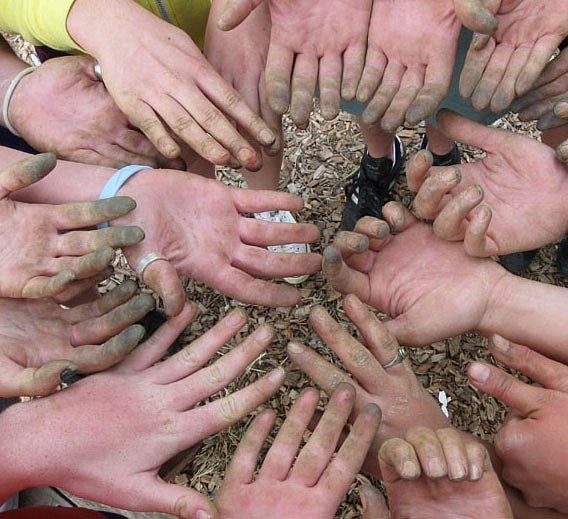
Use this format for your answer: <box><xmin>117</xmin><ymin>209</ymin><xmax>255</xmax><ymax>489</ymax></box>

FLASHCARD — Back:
<box><xmin>215</xmin><ymin>384</ymin><xmax>380</xmax><ymax>519</ymax></box>
<box><xmin>406</xmin><ymin>110</ymin><xmax>568</xmax><ymax>256</ymax></box>
<box><xmin>0</xmin><ymin>280</ymin><xmax>155</xmax><ymax>397</ymax></box>
<box><xmin>2</xmin><ymin>304</ymin><xmax>285</xmax><ymax>517</ymax></box>
<box><xmin>323</xmin><ymin>202</ymin><xmax>508</xmax><ymax>346</ymax></box>
<box><xmin>469</xmin><ymin>336</ymin><xmax>568</xmax><ymax>513</ymax></box>
<box><xmin>0</xmin><ymin>153</ymin><xmax>144</xmax><ymax>299</ymax></box>
<box><xmin>459</xmin><ymin>0</ymin><xmax>568</xmax><ymax>112</ymax></box>
<box><xmin>288</xmin><ymin>295</ymin><xmax>449</xmax><ymax>478</ymax></box>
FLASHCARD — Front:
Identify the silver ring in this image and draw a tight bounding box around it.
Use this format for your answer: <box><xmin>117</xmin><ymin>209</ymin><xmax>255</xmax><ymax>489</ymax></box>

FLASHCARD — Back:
<box><xmin>382</xmin><ymin>347</ymin><xmax>407</xmax><ymax>369</ymax></box>
<box><xmin>93</xmin><ymin>61</ymin><xmax>103</xmax><ymax>82</ymax></box>
<box><xmin>136</xmin><ymin>252</ymin><xmax>167</xmax><ymax>279</ymax></box>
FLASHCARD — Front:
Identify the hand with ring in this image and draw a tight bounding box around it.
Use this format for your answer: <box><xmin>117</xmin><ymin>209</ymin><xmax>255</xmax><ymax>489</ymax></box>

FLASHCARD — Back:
<box><xmin>0</xmin><ymin>153</ymin><xmax>145</xmax><ymax>299</ymax></box>
<box><xmin>287</xmin><ymin>294</ymin><xmax>449</xmax><ymax>479</ymax></box>
<box><xmin>322</xmin><ymin>201</ymin><xmax>509</xmax><ymax>347</ymax></box>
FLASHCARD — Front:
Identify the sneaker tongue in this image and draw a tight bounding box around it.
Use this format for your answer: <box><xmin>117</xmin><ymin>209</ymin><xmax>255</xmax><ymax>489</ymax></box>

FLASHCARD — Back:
<box><xmin>363</xmin><ymin>157</ymin><xmax>395</xmax><ymax>184</ymax></box>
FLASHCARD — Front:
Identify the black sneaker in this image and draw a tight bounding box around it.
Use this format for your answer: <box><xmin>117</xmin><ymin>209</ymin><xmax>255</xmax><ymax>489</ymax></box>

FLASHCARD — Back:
<box><xmin>500</xmin><ymin>249</ymin><xmax>539</xmax><ymax>275</ymax></box>
<box><xmin>557</xmin><ymin>234</ymin><xmax>568</xmax><ymax>276</ymax></box>
<box><xmin>342</xmin><ymin>135</ymin><xmax>406</xmax><ymax>231</ymax></box>
<box><xmin>421</xmin><ymin>134</ymin><xmax>461</xmax><ymax>166</ymax></box>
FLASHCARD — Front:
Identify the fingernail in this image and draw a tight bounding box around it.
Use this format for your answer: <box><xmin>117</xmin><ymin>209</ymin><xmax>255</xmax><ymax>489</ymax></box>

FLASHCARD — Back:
<box><xmin>429</xmin><ymin>459</ymin><xmax>446</xmax><ymax>478</ymax></box>
<box><xmin>554</xmin><ymin>101</ymin><xmax>568</xmax><ymax>118</ymax></box>
<box><xmin>238</xmin><ymin>148</ymin><xmax>256</xmax><ymax>165</ymax></box>
<box><xmin>227</xmin><ymin>308</ymin><xmax>246</xmax><ymax>326</ymax></box>
<box><xmin>490</xmin><ymin>335</ymin><xmax>510</xmax><ymax>355</ymax></box>
<box><xmin>469</xmin><ymin>363</ymin><xmax>490</xmax><ymax>384</ymax></box>
<box><xmin>401</xmin><ymin>460</ymin><xmax>419</xmax><ymax>478</ymax></box>
<box><xmin>287</xmin><ymin>342</ymin><xmax>304</xmax><ymax>354</ymax></box>
<box><xmin>373</xmin><ymin>221</ymin><xmax>390</xmax><ymax>238</ymax></box>
<box><xmin>268</xmin><ymin>366</ymin><xmax>285</xmax><ymax>381</ymax></box>
<box><xmin>450</xmin><ymin>463</ymin><xmax>467</xmax><ymax>481</ymax></box>
<box><xmin>466</xmin><ymin>185</ymin><xmax>483</xmax><ymax>201</ymax></box>
<box><xmin>441</xmin><ymin>166</ymin><xmax>460</xmax><ymax>184</ymax></box>
<box><xmin>60</xmin><ymin>368</ymin><xmax>80</xmax><ymax>385</ymax></box>
<box><xmin>256</xmin><ymin>325</ymin><xmax>273</xmax><ymax>340</ymax></box>
<box><xmin>195</xmin><ymin>510</ymin><xmax>212</xmax><ymax>519</ymax></box>
<box><xmin>470</xmin><ymin>464</ymin><xmax>482</xmax><ymax>481</ymax></box>
<box><xmin>260</xmin><ymin>129</ymin><xmax>276</xmax><ymax>145</ymax></box>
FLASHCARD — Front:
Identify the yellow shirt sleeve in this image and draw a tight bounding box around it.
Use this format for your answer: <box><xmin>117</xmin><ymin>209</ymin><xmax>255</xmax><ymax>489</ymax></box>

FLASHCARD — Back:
<box><xmin>0</xmin><ymin>0</ymin><xmax>81</xmax><ymax>52</ymax></box>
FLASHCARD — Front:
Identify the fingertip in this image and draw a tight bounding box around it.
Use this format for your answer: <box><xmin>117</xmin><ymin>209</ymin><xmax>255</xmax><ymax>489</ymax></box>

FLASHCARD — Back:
<box><xmin>467</xmin><ymin>361</ymin><xmax>491</xmax><ymax>386</ymax></box>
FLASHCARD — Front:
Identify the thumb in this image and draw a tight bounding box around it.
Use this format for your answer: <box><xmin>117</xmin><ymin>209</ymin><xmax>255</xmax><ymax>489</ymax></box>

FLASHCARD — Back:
<box><xmin>453</xmin><ymin>0</ymin><xmax>498</xmax><ymax>35</ymax></box>
<box><xmin>436</xmin><ymin>109</ymin><xmax>503</xmax><ymax>151</ymax></box>
<box><xmin>137</xmin><ymin>479</ymin><xmax>218</xmax><ymax>519</ymax></box>
<box><xmin>0</xmin><ymin>153</ymin><xmax>57</xmax><ymax>200</ymax></box>
<box><xmin>5</xmin><ymin>360</ymin><xmax>78</xmax><ymax>398</ymax></box>
<box><xmin>217</xmin><ymin>0</ymin><xmax>266</xmax><ymax>31</ymax></box>
<box><xmin>360</xmin><ymin>482</ymin><xmax>390</xmax><ymax>519</ymax></box>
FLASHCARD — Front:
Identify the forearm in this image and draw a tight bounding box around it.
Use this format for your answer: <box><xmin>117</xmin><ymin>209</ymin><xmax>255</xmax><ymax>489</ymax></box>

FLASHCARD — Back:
<box><xmin>480</xmin><ymin>273</ymin><xmax>568</xmax><ymax>362</ymax></box>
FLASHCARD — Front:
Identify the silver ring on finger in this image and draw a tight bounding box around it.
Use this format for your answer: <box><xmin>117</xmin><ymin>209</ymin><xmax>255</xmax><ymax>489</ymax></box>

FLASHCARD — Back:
<box><xmin>382</xmin><ymin>347</ymin><xmax>407</xmax><ymax>369</ymax></box>
<box><xmin>136</xmin><ymin>252</ymin><xmax>167</xmax><ymax>279</ymax></box>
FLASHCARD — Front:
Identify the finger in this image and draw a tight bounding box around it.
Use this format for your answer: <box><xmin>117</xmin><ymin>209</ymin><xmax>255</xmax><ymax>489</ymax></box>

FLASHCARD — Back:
<box><xmin>471</xmin><ymin>45</ymin><xmax>513</xmax><ymax>111</ymax></box>
<box><xmin>360</xmin><ymin>482</ymin><xmax>390</xmax><ymax>519</ymax></box>
<box><xmin>433</xmin><ymin>184</ymin><xmax>484</xmax><ymax>241</ymax></box>
<box><xmin>127</xmin><ymin>99</ymin><xmax>181</xmax><ymax>159</ymax></box>
<box><xmin>239</xmin><ymin>219</ymin><xmax>320</xmax><ymax>247</ymax></box>
<box><xmin>356</xmin><ymin>48</ymin><xmax>387</xmax><ymax>104</ymax></box>
<box><xmin>453</xmin><ymin>0</ymin><xmax>498</xmax><ymax>35</ymax></box>
<box><xmin>21</xmin><ymin>269</ymin><xmax>76</xmax><ymax>299</ymax></box>
<box><xmin>57</xmin><ymin>247</ymin><xmax>116</xmax><ymax>280</ymax></box>
<box><xmin>536</xmin><ymin>110</ymin><xmax>568</xmax><ymax>131</ymax></box>
<box><xmin>224</xmin><ymin>409</ymin><xmax>276</xmax><ymax>486</ymax></box>
<box><xmin>406</xmin><ymin>62</ymin><xmax>452</xmax><ymax>125</ymax></box>
<box><xmin>459</xmin><ymin>38</ymin><xmax>495</xmax><ymax>99</ymax></box>
<box><xmin>114</xmin><ymin>127</ymin><xmax>165</xmax><ymax>160</ymax></box>
<box><xmin>381</xmin><ymin>201</ymin><xmax>418</xmax><ymax>233</ymax></box>
<box><xmin>63</xmin><ymin>279</ymin><xmax>139</xmax><ymax>323</ymax></box>
<box><xmin>233</xmin><ymin>245</ymin><xmax>321</xmax><ymax>279</ymax></box>
<box><xmin>171</xmin><ymin>324</ymin><xmax>275</xmax><ymax>409</ymax></box>
<box><xmin>322</xmin><ymin>245</ymin><xmax>372</xmax><ymax>302</ymax></box>
<box><xmin>135</xmin><ymin>258</ymin><xmax>185</xmax><ymax>317</ymax></box>
<box><xmin>467</xmin><ymin>361</ymin><xmax>547</xmax><ymax>416</ymax></box>
<box><xmin>0</xmin><ymin>152</ymin><xmax>56</xmax><ymax>200</ymax></box>
<box><xmin>120</xmin><ymin>302</ymin><xmax>198</xmax><ymax>372</ymax></box>
<box><xmin>352</xmin><ymin>217</ymin><xmax>392</xmax><ymax>251</ymax></box>
<box><xmin>341</xmin><ymin>43</ymin><xmax>367</xmax><ymax>101</ymax></box>
<box><xmin>381</xmin><ymin>66</ymin><xmax>425</xmax><ymax>132</ymax></box>
<box><xmin>331</xmin><ymin>231</ymin><xmax>371</xmax><ymax>259</ymax></box>
<box><xmin>464</xmin><ymin>440</ymin><xmax>489</xmax><ymax>481</ymax></box>
<box><xmin>232</xmin><ymin>188</ymin><xmax>306</xmax><ymax>213</ymax></box>
<box><xmin>309</xmin><ymin>304</ymin><xmax>384</xmax><ymax>390</ymax></box>
<box><xmin>287</xmin><ymin>341</ymin><xmax>355</xmax><ymax>399</ymax></box>
<box><xmin>51</xmin><ymin>266</ymin><xmax>113</xmax><ymax>305</ymax></box>
<box><xmin>0</xmin><ymin>359</ymin><xmax>75</xmax><ymax>398</ymax></box>
<box><xmin>53</xmin><ymin>196</ymin><xmax>137</xmax><ymax>230</ymax></box>
<box><xmin>185</xmin><ymin>367</ymin><xmax>286</xmax><ymax>439</ymax></box>
<box><xmin>152</xmin><ymin>307</ymin><xmax>247</xmax><ymax>382</ymax></box>
<box><xmin>436</xmin><ymin>428</ymin><xmax>469</xmax><ymax>481</ymax></box>
<box><xmin>405</xmin><ymin>426</ymin><xmax>448</xmax><ymax>479</ymax></box>
<box><xmin>362</xmin><ymin>62</ymin><xmax>405</xmax><ymax>126</ymax></box>
<box><xmin>217</xmin><ymin>0</ymin><xmax>265</xmax><ymax>31</ymax></box>
<box><xmin>487</xmin><ymin>335</ymin><xmax>568</xmax><ymax>393</ymax></box>
<box><xmin>516</xmin><ymin>38</ymin><xmax>563</xmax><ymax>97</ymax></box>
<box><xmin>406</xmin><ymin>149</ymin><xmax>434</xmax><ymax>193</ymax></box>
<box><xmin>291</xmin><ymin>383</ymin><xmax>356</xmax><ymax>486</ymax></box>
<box><xmin>490</xmin><ymin>47</ymin><xmax>532</xmax><ymax>112</ymax></box>
<box><xmin>318</xmin><ymin>53</ymin><xmax>343</xmax><ymax>120</ymax></box>
<box><xmin>265</xmin><ymin>43</ymin><xmax>294</xmax><ymax>115</ymax></box>
<box><xmin>378</xmin><ymin>437</ymin><xmax>422</xmax><ymax>483</ymax></box>
<box><xmin>96</xmin><ymin>144</ymin><xmax>161</xmax><ymax>170</ymax></box>
<box><xmin>56</xmin><ymin>226</ymin><xmax>144</xmax><ymax>256</ymax></box>
<box><xmin>556</xmin><ymin>137</ymin><xmax>568</xmax><ymax>163</ymax></box>
<box><xmin>289</xmin><ymin>54</ymin><xmax>318</xmax><ymax>128</ymax></box>
<box><xmin>413</xmin><ymin>166</ymin><xmax>462</xmax><ymax>220</ymax></box>
<box><xmin>463</xmin><ymin>204</ymin><xmax>494</xmax><ymax>257</ymax></box>
<box><xmin>436</xmin><ymin>109</ymin><xmax>499</xmax><ymax>150</ymax></box>
<box><xmin>260</xmin><ymin>388</ymin><xmax>320</xmax><ymax>480</ymax></box>
<box><xmin>321</xmin><ymin>402</ymin><xmax>382</xmax><ymax>491</ymax></box>
<box><xmin>69</xmin><ymin>293</ymin><xmax>155</xmax><ymax>346</ymax></box>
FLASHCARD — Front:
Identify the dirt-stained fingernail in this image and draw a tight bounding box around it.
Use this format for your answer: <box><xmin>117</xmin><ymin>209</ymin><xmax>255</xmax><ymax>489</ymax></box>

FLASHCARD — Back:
<box><xmin>287</xmin><ymin>342</ymin><xmax>305</xmax><ymax>354</ymax></box>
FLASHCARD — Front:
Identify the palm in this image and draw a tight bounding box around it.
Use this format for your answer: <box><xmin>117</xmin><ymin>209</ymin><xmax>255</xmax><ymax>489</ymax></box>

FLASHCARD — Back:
<box><xmin>359</xmin><ymin>0</ymin><xmax>461</xmax><ymax>127</ymax></box>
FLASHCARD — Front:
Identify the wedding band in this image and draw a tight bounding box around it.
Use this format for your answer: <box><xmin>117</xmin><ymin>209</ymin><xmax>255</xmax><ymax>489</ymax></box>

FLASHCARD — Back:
<box><xmin>382</xmin><ymin>347</ymin><xmax>407</xmax><ymax>369</ymax></box>
<box><xmin>93</xmin><ymin>61</ymin><xmax>103</xmax><ymax>82</ymax></box>
<box><xmin>136</xmin><ymin>252</ymin><xmax>167</xmax><ymax>279</ymax></box>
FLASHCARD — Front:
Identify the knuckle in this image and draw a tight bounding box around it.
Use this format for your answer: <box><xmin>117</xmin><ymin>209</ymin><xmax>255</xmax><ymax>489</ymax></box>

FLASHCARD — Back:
<box><xmin>204</xmin><ymin>363</ymin><xmax>226</xmax><ymax>386</ymax></box>
<box><xmin>218</xmin><ymin>395</ymin><xmax>241</xmax><ymax>423</ymax></box>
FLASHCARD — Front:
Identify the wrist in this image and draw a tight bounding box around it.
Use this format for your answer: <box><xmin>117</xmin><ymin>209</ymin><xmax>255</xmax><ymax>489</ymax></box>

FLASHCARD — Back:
<box><xmin>476</xmin><ymin>268</ymin><xmax>515</xmax><ymax>338</ymax></box>
<box><xmin>2</xmin><ymin>66</ymin><xmax>38</xmax><ymax>137</ymax></box>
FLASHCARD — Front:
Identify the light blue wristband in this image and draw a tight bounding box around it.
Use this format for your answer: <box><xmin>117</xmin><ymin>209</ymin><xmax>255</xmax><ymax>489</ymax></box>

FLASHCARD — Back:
<box><xmin>97</xmin><ymin>165</ymin><xmax>153</xmax><ymax>228</ymax></box>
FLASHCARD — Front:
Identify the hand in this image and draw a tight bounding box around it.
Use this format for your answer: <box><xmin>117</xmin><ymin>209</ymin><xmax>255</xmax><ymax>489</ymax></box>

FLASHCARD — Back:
<box><xmin>3</xmin><ymin>304</ymin><xmax>286</xmax><ymax>517</ymax></box>
<box><xmin>322</xmin><ymin>202</ymin><xmax>507</xmax><ymax>346</ymax></box>
<box><xmin>468</xmin><ymin>336</ymin><xmax>568</xmax><ymax>513</ymax></box>
<box><xmin>406</xmin><ymin>110</ymin><xmax>568</xmax><ymax>256</ymax></box>
<box><xmin>116</xmin><ymin>168</ymin><xmax>321</xmax><ymax>315</ymax></box>
<box><xmin>360</xmin><ymin>427</ymin><xmax>513</xmax><ymax>518</ymax></box>
<box><xmin>0</xmin><ymin>280</ymin><xmax>154</xmax><ymax>397</ymax></box>
<box><xmin>0</xmin><ymin>153</ymin><xmax>144</xmax><ymax>299</ymax></box>
<box><xmin>67</xmin><ymin>0</ymin><xmax>277</xmax><ymax>169</ymax></box>
<box><xmin>357</xmin><ymin>0</ymin><xmax>462</xmax><ymax>130</ymax></box>
<box><xmin>219</xmin><ymin>0</ymin><xmax>373</xmax><ymax>127</ymax></box>
<box><xmin>459</xmin><ymin>0</ymin><xmax>568</xmax><ymax>112</ymax></box>
<box><xmin>8</xmin><ymin>56</ymin><xmax>182</xmax><ymax>169</ymax></box>
<box><xmin>205</xmin><ymin>0</ymin><xmax>283</xmax><ymax>159</ymax></box>
<box><xmin>214</xmin><ymin>384</ymin><xmax>381</xmax><ymax>519</ymax></box>
<box><xmin>287</xmin><ymin>295</ymin><xmax>449</xmax><ymax>479</ymax></box>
